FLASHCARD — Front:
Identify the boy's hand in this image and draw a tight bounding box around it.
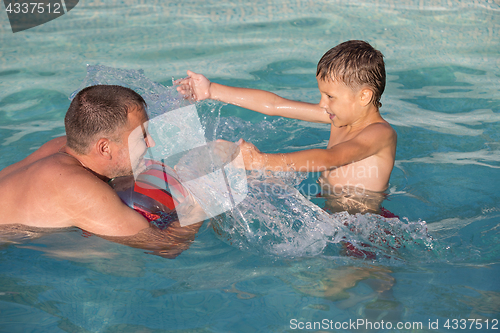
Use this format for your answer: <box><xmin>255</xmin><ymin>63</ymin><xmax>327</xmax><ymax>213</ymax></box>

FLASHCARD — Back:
<box><xmin>237</xmin><ymin>138</ymin><xmax>265</xmax><ymax>170</ymax></box>
<box><xmin>175</xmin><ymin>70</ymin><xmax>212</xmax><ymax>101</ymax></box>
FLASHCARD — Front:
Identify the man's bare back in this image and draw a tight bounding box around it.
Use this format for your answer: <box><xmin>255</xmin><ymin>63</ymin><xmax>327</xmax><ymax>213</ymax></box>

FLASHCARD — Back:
<box><xmin>0</xmin><ymin>136</ymin><xmax>149</xmax><ymax>235</ymax></box>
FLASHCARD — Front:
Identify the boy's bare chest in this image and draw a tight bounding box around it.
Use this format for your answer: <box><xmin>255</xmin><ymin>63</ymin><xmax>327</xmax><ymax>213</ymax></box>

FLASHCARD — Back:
<box><xmin>326</xmin><ymin>125</ymin><xmax>356</xmax><ymax>148</ymax></box>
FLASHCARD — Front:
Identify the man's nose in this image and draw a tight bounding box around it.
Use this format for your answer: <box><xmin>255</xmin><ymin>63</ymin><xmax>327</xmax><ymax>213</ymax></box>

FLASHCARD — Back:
<box><xmin>146</xmin><ymin>134</ymin><xmax>155</xmax><ymax>148</ymax></box>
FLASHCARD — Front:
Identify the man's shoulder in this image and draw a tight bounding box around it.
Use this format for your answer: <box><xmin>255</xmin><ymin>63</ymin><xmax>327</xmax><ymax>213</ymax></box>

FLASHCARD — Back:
<box><xmin>0</xmin><ymin>137</ymin><xmax>67</xmax><ymax>180</ymax></box>
<box><xmin>57</xmin><ymin>165</ymin><xmax>112</xmax><ymax>196</ymax></box>
<box><xmin>26</xmin><ymin>137</ymin><xmax>67</xmax><ymax>164</ymax></box>
<box><xmin>32</xmin><ymin>155</ymin><xmax>111</xmax><ymax>200</ymax></box>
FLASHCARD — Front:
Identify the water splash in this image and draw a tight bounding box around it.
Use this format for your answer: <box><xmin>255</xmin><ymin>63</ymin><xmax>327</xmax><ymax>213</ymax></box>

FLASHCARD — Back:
<box><xmin>69</xmin><ymin>64</ymin><xmax>191</xmax><ymax>118</ymax></box>
<box><xmin>211</xmin><ymin>172</ymin><xmax>344</xmax><ymax>258</ymax></box>
<box><xmin>72</xmin><ymin>66</ymin><xmax>469</xmax><ymax>264</ymax></box>
<box><xmin>208</xmin><ymin>169</ymin><xmax>438</xmax><ymax>263</ymax></box>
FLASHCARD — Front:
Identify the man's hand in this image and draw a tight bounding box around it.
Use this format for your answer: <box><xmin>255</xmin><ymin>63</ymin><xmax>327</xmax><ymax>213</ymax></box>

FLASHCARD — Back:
<box><xmin>175</xmin><ymin>70</ymin><xmax>212</xmax><ymax>101</ymax></box>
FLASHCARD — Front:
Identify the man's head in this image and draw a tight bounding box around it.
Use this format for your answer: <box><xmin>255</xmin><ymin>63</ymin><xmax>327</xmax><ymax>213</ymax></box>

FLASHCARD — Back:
<box><xmin>316</xmin><ymin>40</ymin><xmax>385</xmax><ymax>108</ymax></box>
<box><xmin>65</xmin><ymin>85</ymin><xmax>153</xmax><ymax>178</ymax></box>
<box><xmin>65</xmin><ymin>85</ymin><xmax>148</xmax><ymax>155</ymax></box>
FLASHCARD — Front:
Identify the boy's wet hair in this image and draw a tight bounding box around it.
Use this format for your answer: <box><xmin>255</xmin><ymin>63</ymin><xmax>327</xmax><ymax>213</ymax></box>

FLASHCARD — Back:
<box><xmin>316</xmin><ymin>40</ymin><xmax>386</xmax><ymax>108</ymax></box>
<box><xmin>65</xmin><ymin>85</ymin><xmax>147</xmax><ymax>154</ymax></box>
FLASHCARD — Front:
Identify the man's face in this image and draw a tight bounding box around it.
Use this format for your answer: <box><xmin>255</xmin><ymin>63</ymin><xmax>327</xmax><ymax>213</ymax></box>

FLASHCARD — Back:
<box><xmin>111</xmin><ymin>107</ymin><xmax>155</xmax><ymax>178</ymax></box>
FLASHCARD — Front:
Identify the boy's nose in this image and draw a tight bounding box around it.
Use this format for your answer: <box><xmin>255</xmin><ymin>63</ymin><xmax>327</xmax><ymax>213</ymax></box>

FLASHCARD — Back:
<box><xmin>318</xmin><ymin>96</ymin><xmax>328</xmax><ymax>109</ymax></box>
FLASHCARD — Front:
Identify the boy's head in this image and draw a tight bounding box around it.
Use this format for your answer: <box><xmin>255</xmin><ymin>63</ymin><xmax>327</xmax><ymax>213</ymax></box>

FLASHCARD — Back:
<box><xmin>316</xmin><ymin>40</ymin><xmax>385</xmax><ymax>108</ymax></box>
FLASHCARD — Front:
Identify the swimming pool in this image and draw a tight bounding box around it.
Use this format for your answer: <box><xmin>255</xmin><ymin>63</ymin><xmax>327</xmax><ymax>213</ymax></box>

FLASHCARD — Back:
<box><xmin>0</xmin><ymin>0</ymin><xmax>499</xmax><ymax>332</ymax></box>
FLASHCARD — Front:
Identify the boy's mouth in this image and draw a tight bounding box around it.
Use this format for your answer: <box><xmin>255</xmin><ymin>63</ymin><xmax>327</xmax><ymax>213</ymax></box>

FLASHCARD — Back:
<box><xmin>322</xmin><ymin>108</ymin><xmax>335</xmax><ymax>120</ymax></box>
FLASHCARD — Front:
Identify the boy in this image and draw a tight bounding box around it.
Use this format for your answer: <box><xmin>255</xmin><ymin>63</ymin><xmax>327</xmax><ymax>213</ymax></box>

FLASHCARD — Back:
<box><xmin>177</xmin><ymin>40</ymin><xmax>397</xmax><ymax>214</ymax></box>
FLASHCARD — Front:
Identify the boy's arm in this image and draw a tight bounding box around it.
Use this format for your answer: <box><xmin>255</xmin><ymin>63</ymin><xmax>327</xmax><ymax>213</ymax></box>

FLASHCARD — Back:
<box><xmin>238</xmin><ymin>123</ymin><xmax>396</xmax><ymax>172</ymax></box>
<box><xmin>176</xmin><ymin>70</ymin><xmax>330</xmax><ymax>123</ymax></box>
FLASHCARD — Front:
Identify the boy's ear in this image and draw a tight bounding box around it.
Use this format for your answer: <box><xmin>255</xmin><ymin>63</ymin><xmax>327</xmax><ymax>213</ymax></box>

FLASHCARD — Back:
<box><xmin>95</xmin><ymin>138</ymin><xmax>113</xmax><ymax>160</ymax></box>
<box><xmin>359</xmin><ymin>88</ymin><xmax>373</xmax><ymax>107</ymax></box>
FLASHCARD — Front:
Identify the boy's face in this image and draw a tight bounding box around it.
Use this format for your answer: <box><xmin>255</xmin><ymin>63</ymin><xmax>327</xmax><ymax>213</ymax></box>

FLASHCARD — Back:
<box><xmin>317</xmin><ymin>77</ymin><xmax>365</xmax><ymax>128</ymax></box>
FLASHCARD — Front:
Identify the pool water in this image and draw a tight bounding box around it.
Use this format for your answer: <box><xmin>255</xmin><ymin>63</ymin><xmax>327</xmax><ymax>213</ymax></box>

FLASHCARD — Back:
<box><xmin>1</xmin><ymin>0</ymin><xmax>499</xmax><ymax>332</ymax></box>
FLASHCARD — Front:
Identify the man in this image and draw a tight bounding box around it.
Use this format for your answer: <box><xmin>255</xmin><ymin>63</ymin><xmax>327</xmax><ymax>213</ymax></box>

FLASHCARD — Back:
<box><xmin>0</xmin><ymin>85</ymin><xmax>203</xmax><ymax>257</ymax></box>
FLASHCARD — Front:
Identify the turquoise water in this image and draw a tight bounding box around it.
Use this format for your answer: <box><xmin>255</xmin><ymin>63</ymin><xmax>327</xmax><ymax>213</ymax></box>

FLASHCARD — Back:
<box><xmin>1</xmin><ymin>0</ymin><xmax>500</xmax><ymax>332</ymax></box>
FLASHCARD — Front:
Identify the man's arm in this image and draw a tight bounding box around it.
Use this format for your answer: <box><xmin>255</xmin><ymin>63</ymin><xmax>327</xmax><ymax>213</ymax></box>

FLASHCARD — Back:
<box><xmin>176</xmin><ymin>70</ymin><xmax>330</xmax><ymax>123</ymax></box>
<box><xmin>100</xmin><ymin>220</ymin><xmax>203</xmax><ymax>259</ymax></box>
<box><xmin>64</xmin><ymin>176</ymin><xmax>204</xmax><ymax>258</ymax></box>
<box><xmin>65</xmin><ymin>176</ymin><xmax>151</xmax><ymax>236</ymax></box>
<box><xmin>237</xmin><ymin>123</ymin><xmax>396</xmax><ymax>172</ymax></box>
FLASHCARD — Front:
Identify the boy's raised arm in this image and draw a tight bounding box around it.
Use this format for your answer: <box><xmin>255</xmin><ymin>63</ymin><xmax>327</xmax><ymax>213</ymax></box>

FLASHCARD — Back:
<box><xmin>176</xmin><ymin>70</ymin><xmax>330</xmax><ymax>123</ymax></box>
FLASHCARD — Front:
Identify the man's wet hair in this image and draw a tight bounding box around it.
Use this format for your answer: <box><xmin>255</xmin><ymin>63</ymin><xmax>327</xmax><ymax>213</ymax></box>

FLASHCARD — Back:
<box><xmin>316</xmin><ymin>40</ymin><xmax>386</xmax><ymax>108</ymax></box>
<box><xmin>65</xmin><ymin>85</ymin><xmax>147</xmax><ymax>154</ymax></box>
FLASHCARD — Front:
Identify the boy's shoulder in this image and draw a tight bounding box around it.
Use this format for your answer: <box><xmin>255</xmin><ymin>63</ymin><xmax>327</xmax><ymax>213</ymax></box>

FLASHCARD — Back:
<box><xmin>365</xmin><ymin>120</ymin><xmax>395</xmax><ymax>133</ymax></box>
<box><xmin>332</xmin><ymin>119</ymin><xmax>395</xmax><ymax>139</ymax></box>
<box><xmin>340</xmin><ymin>120</ymin><xmax>396</xmax><ymax>152</ymax></box>
<box><xmin>361</xmin><ymin>121</ymin><xmax>397</xmax><ymax>142</ymax></box>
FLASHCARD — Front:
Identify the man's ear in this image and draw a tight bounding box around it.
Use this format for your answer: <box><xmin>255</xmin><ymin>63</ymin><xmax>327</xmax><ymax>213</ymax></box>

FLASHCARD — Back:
<box><xmin>359</xmin><ymin>88</ymin><xmax>374</xmax><ymax>107</ymax></box>
<box><xmin>95</xmin><ymin>138</ymin><xmax>112</xmax><ymax>160</ymax></box>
